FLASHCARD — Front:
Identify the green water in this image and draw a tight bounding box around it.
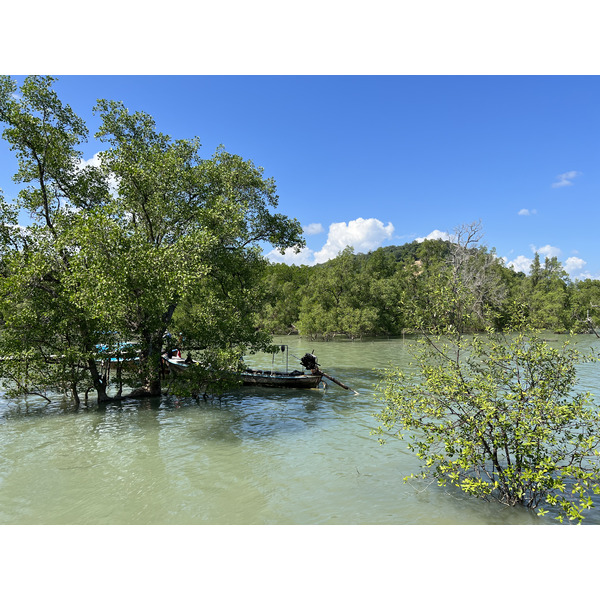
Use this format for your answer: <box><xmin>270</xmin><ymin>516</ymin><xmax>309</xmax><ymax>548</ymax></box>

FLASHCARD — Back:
<box><xmin>1</xmin><ymin>335</ymin><xmax>599</xmax><ymax>525</ymax></box>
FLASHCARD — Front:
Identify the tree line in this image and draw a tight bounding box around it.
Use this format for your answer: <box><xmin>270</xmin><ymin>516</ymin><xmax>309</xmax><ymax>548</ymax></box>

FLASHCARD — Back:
<box><xmin>256</xmin><ymin>223</ymin><xmax>600</xmax><ymax>339</ymax></box>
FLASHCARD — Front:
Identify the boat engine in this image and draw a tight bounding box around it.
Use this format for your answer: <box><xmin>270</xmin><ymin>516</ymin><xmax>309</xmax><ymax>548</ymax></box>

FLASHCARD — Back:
<box><xmin>300</xmin><ymin>353</ymin><xmax>319</xmax><ymax>371</ymax></box>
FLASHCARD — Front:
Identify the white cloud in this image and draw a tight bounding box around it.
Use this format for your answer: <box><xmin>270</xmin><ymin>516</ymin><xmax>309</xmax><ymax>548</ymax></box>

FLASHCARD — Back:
<box><xmin>533</xmin><ymin>244</ymin><xmax>561</xmax><ymax>258</ymax></box>
<box><xmin>303</xmin><ymin>223</ymin><xmax>324</xmax><ymax>235</ymax></box>
<box><xmin>565</xmin><ymin>256</ymin><xmax>586</xmax><ymax>274</ymax></box>
<box><xmin>265</xmin><ymin>245</ymin><xmax>315</xmax><ymax>266</ymax></box>
<box><xmin>312</xmin><ymin>218</ymin><xmax>394</xmax><ymax>264</ymax></box>
<box><xmin>267</xmin><ymin>217</ymin><xmax>395</xmax><ymax>266</ymax></box>
<box><xmin>79</xmin><ymin>153</ymin><xmax>102</xmax><ymax>169</ymax></box>
<box><xmin>518</xmin><ymin>208</ymin><xmax>537</xmax><ymax>216</ymax></box>
<box><xmin>506</xmin><ymin>255</ymin><xmax>532</xmax><ymax>274</ymax></box>
<box><xmin>415</xmin><ymin>229</ymin><xmax>451</xmax><ymax>243</ymax></box>
<box><xmin>552</xmin><ymin>170</ymin><xmax>582</xmax><ymax>188</ymax></box>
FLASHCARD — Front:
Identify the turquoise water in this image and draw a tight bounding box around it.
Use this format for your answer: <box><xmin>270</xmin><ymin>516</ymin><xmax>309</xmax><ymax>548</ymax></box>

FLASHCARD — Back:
<box><xmin>1</xmin><ymin>335</ymin><xmax>599</xmax><ymax>525</ymax></box>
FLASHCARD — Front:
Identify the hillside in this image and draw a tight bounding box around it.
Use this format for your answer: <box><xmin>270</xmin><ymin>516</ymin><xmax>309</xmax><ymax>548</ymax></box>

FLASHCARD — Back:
<box><xmin>257</xmin><ymin>238</ymin><xmax>600</xmax><ymax>338</ymax></box>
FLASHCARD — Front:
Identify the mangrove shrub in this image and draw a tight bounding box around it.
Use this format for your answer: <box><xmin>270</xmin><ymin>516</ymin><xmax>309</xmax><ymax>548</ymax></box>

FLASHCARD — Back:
<box><xmin>376</xmin><ymin>328</ymin><xmax>600</xmax><ymax>523</ymax></box>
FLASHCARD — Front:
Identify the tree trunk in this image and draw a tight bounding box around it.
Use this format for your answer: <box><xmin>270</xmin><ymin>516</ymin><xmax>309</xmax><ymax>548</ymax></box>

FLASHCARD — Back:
<box><xmin>138</xmin><ymin>332</ymin><xmax>165</xmax><ymax>397</ymax></box>
<box><xmin>88</xmin><ymin>357</ymin><xmax>110</xmax><ymax>403</ymax></box>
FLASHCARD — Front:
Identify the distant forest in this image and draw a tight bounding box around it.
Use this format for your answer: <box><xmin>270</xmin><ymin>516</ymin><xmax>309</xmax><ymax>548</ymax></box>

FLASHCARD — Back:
<box><xmin>255</xmin><ymin>235</ymin><xmax>600</xmax><ymax>339</ymax></box>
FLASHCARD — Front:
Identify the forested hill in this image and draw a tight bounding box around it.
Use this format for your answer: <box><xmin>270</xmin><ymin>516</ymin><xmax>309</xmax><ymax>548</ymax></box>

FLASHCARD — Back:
<box><xmin>256</xmin><ymin>236</ymin><xmax>600</xmax><ymax>338</ymax></box>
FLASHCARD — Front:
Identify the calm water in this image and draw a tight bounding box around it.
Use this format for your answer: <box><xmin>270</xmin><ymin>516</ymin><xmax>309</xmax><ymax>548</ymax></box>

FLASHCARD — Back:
<box><xmin>1</xmin><ymin>334</ymin><xmax>600</xmax><ymax>525</ymax></box>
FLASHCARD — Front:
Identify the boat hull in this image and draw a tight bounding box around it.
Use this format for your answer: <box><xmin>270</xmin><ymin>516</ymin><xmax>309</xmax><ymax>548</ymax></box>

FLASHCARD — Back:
<box><xmin>240</xmin><ymin>370</ymin><xmax>323</xmax><ymax>389</ymax></box>
<box><xmin>163</xmin><ymin>357</ymin><xmax>323</xmax><ymax>389</ymax></box>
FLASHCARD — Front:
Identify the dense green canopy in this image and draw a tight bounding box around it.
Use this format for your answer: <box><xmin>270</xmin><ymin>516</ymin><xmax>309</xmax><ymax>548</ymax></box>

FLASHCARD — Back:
<box><xmin>257</xmin><ymin>227</ymin><xmax>600</xmax><ymax>339</ymax></box>
<box><xmin>0</xmin><ymin>75</ymin><xmax>304</xmax><ymax>403</ymax></box>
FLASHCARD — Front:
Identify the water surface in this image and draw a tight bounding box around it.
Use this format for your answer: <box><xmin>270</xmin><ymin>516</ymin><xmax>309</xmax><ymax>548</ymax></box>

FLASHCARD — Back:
<box><xmin>1</xmin><ymin>334</ymin><xmax>599</xmax><ymax>524</ymax></box>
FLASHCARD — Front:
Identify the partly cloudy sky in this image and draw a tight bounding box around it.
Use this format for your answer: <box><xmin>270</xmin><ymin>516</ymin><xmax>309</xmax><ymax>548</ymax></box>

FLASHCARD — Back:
<box><xmin>2</xmin><ymin>76</ymin><xmax>599</xmax><ymax>281</ymax></box>
<box><xmin>505</xmin><ymin>244</ymin><xmax>591</xmax><ymax>280</ymax></box>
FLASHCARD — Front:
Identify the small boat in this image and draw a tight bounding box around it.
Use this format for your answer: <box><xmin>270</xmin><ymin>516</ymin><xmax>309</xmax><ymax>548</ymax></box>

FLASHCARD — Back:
<box><xmin>240</xmin><ymin>348</ymin><xmax>325</xmax><ymax>388</ymax></box>
<box><xmin>161</xmin><ymin>353</ymin><xmax>189</xmax><ymax>373</ymax></box>
<box><xmin>161</xmin><ymin>348</ymin><xmax>326</xmax><ymax>390</ymax></box>
<box><xmin>240</xmin><ymin>368</ymin><xmax>323</xmax><ymax>389</ymax></box>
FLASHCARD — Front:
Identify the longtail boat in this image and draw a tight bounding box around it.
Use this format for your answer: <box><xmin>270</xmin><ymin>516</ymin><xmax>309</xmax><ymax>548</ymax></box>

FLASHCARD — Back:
<box><xmin>161</xmin><ymin>348</ymin><xmax>326</xmax><ymax>390</ymax></box>
<box><xmin>239</xmin><ymin>368</ymin><xmax>323</xmax><ymax>389</ymax></box>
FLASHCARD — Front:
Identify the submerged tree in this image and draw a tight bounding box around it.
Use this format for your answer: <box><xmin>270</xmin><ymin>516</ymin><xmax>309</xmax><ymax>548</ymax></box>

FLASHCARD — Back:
<box><xmin>0</xmin><ymin>75</ymin><xmax>304</xmax><ymax>403</ymax></box>
<box><xmin>376</xmin><ymin>326</ymin><xmax>600</xmax><ymax>523</ymax></box>
<box><xmin>0</xmin><ymin>75</ymin><xmax>115</xmax><ymax>403</ymax></box>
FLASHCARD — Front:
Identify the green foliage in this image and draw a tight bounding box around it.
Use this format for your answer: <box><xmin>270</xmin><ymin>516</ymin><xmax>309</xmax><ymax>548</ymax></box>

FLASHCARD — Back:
<box><xmin>254</xmin><ymin>263</ymin><xmax>312</xmax><ymax>334</ymax></box>
<box><xmin>259</xmin><ymin>222</ymin><xmax>517</xmax><ymax>339</ymax></box>
<box><xmin>375</xmin><ymin>328</ymin><xmax>600</xmax><ymax>523</ymax></box>
<box><xmin>0</xmin><ymin>75</ymin><xmax>304</xmax><ymax>403</ymax></box>
<box><xmin>258</xmin><ymin>220</ymin><xmax>600</xmax><ymax>339</ymax></box>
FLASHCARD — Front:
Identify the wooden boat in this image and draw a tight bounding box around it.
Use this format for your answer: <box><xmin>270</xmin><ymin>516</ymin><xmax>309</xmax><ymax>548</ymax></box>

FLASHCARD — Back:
<box><xmin>162</xmin><ymin>356</ymin><xmax>323</xmax><ymax>389</ymax></box>
<box><xmin>240</xmin><ymin>368</ymin><xmax>323</xmax><ymax>389</ymax></box>
<box><xmin>161</xmin><ymin>348</ymin><xmax>326</xmax><ymax>390</ymax></box>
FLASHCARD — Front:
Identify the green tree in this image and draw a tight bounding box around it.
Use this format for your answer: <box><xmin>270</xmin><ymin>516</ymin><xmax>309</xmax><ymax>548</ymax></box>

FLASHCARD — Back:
<box><xmin>520</xmin><ymin>254</ymin><xmax>571</xmax><ymax>331</ymax></box>
<box><xmin>376</xmin><ymin>327</ymin><xmax>600</xmax><ymax>523</ymax></box>
<box><xmin>570</xmin><ymin>279</ymin><xmax>600</xmax><ymax>334</ymax></box>
<box><xmin>0</xmin><ymin>76</ymin><xmax>304</xmax><ymax>402</ymax></box>
<box><xmin>296</xmin><ymin>247</ymin><xmax>380</xmax><ymax>339</ymax></box>
<box><xmin>0</xmin><ymin>75</ymin><xmax>114</xmax><ymax>403</ymax></box>
<box><xmin>256</xmin><ymin>263</ymin><xmax>312</xmax><ymax>334</ymax></box>
<box><xmin>405</xmin><ymin>223</ymin><xmax>507</xmax><ymax>334</ymax></box>
<box><xmin>91</xmin><ymin>98</ymin><xmax>303</xmax><ymax>395</ymax></box>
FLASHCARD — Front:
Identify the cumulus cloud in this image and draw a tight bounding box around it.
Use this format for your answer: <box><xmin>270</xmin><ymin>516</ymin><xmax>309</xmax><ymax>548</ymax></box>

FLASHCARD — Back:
<box><xmin>266</xmin><ymin>217</ymin><xmax>395</xmax><ymax>266</ymax></box>
<box><xmin>533</xmin><ymin>244</ymin><xmax>561</xmax><ymax>258</ymax></box>
<box><xmin>506</xmin><ymin>255</ymin><xmax>532</xmax><ymax>274</ymax></box>
<box><xmin>565</xmin><ymin>256</ymin><xmax>586</xmax><ymax>275</ymax></box>
<box><xmin>312</xmin><ymin>218</ymin><xmax>394</xmax><ymax>264</ymax></box>
<box><xmin>303</xmin><ymin>223</ymin><xmax>324</xmax><ymax>235</ymax></box>
<box><xmin>518</xmin><ymin>208</ymin><xmax>537</xmax><ymax>216</ymax></box>
<box><xmin>265</xmin><ymin>245</ymin><xmax>315</xmax><ymax>266</ymax></box>
<box><xmin>79</xmin><ymin>153</ymin><xmax>102</xmax><ymax>169</ymax></box>
<box><xmin>415</xmin><ymin>229</ymin><xmax>451</xmax><ymax>243</ymax></box>
<box><xmin>552</xmin><ymin>171</ymin><xmax>582</xmax><ymax>188</ymax></box>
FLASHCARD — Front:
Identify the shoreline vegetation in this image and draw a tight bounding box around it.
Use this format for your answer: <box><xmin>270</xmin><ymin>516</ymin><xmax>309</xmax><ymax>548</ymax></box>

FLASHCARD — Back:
<box><xmin>256</xmin><ymin>232</ymin><xmax>600</xmax><ymax>341</ymax></box>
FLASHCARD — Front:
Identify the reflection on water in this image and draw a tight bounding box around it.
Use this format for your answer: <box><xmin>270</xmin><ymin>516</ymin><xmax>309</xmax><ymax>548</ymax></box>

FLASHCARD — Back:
<box><xmin>1</xmin><ymin>334</ymin><xmax>600</xmax><ymax>524</ymax></box>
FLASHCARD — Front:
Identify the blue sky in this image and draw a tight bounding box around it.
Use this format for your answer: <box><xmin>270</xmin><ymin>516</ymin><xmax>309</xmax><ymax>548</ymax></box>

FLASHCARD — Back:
<box><xmin>2</xmin><ymin>75</ymin><xmax>599</xmax><ymax>278</ymax></box>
